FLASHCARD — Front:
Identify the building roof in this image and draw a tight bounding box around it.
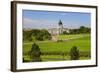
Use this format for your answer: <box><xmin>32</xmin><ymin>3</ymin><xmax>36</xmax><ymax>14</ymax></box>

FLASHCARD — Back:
<box><xmin>58</xmin><ymin>20</ymin><xmax>63</xmax><ymax>26</ymax></box>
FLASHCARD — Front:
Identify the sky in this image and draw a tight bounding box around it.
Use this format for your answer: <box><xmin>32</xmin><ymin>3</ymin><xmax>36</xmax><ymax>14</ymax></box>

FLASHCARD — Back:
<box><xmin>23</xmin><ymin>10</ymin><xmax>91</xmax><ymax>29</ymax></box>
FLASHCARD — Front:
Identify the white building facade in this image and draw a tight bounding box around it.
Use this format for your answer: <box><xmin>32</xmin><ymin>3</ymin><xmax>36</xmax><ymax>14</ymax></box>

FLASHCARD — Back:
<box><xmin>47</xmin><ymin>20</ymin><xmax>69</xmax><ymax>35</ymax></box>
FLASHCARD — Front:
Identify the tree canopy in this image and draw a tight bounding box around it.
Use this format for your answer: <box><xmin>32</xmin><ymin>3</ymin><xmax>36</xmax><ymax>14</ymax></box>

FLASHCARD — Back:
<box><xmin>23</xmin><ymin>29</ymin><xmax>52</xmax><ymax>41</ymax></box>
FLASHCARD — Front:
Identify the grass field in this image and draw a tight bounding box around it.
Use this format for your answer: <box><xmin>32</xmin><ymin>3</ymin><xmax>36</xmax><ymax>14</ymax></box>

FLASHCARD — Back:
<box><xmin>23</xmin><ymin>34</ymin><xmax>91</xmax><ymax>62</ymax></box>
<box><xmin>56</xmin><ymin>34</ymin><xmax>90</xmax><ymax>40</ymax></box>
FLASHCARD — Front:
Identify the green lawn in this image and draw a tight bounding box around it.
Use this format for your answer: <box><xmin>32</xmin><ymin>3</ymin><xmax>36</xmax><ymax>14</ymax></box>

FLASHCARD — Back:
<box><xmin>56</xmin><ymin>34</ymin><xmax>90</xmax><ymax>40</ymax></box>
<box><xmin>23</xmin><ymin>34</ymin><xmax>91</xmax><ymax>62</ymax></box>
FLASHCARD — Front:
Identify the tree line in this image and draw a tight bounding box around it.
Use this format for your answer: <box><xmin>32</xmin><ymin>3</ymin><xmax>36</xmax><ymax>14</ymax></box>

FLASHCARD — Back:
<box><xmin>63</xmin><ymin>26</ymin><xmax>91</xmax><ymax>35</ymax></box>
<box><xmin>23</xmin><ymin>29</ymin><xmax>52</xmax><ymax>41</ymax></box>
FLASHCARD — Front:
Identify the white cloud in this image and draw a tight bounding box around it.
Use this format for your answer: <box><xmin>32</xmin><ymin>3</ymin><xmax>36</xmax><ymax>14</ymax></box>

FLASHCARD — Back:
<box><xmin>23</xmin><ymin>17</ymin><xmax>90</xmax><ymax>29</ymax></box>
<box><xmin>23</xmin><ymin>18</ymin><xmax>58</xmax><ymax>29</ymax></box>
<box><xmin>60</xmin><ymin>13</ymin><xmax>67</xmax><ymax>16</ymax></box>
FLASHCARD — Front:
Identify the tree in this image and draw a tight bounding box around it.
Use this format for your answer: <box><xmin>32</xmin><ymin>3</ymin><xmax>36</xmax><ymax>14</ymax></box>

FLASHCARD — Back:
<box><xmin>23</xmin><ymin>29</ymin><xmax>52</xmax><ymax>41</ymax></box>
<box><xmin>79</xmin><ymin>26</ymin><xmax>91</xmax><ymax>33</ymax></box>
<box><xmin>30</xmin><ymin>43</ymin><xmax>41</xmax><ymax>62</ymax></box>
<box><xmin>69</xmin><ymin>29</ymin><xmax>79</xmax><ymax>34</ymax></box>
<box><xmin>63</xmin><ymin>31</ymin><xmax>69</xmax><ymax>35</ymax></box>
<box><xmin>79</xmin><ymin>26</ymin><xmax>86</xmax><ymax>33</ymax></box>
<box><xmin>41</xmin><ymin>29</ymin><xmax>51</xmax><ymax>40</ymax></box>
<box><xmin>23</xmin><ymin>30</ymin><xmax>33</xmax><ymax>41</ymax></box>
<box><xmin>68</xmin><ymin>26</ymin><xmax>90</xmax><ymax>34</ymax></box>
<box><xmin>35</xmin><ymin>29</ymin><xmax>51</xmax><ymax>41</ymax></box>
<box><xmin>70</xmin><ymin>46</ymin><xmax>79</xmax><ymax>60</ymax></box>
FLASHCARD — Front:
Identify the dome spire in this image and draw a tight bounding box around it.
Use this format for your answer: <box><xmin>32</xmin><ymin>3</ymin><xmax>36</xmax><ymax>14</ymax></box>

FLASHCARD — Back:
<box><xmin>58</xmin><ymin>20</ymin><xmax>63</xmax><ymax>26</ymax></box>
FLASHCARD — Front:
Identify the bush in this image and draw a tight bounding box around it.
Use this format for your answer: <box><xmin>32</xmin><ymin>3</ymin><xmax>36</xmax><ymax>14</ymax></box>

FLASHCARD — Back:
<box><xmin>30</xmin><ymin>43</ymin><xmax>41</xmax><ymax>62</ymax></box>
<box><xmin>70</xmin><ymin>46</ymin><xmax>79</xmax><ymax>60</ymax></box>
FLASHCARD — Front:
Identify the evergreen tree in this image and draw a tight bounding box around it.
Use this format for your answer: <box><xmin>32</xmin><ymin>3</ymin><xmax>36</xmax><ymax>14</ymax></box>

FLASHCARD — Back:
<box><xmin>70</xmin><ymin>46</ymin><xmax>79</xmax><ymax>60</ymax></box>
<box><xmin>30</xmin><ymin>43</ymin><xmax>41</xmax><ymax>62</ymax></box>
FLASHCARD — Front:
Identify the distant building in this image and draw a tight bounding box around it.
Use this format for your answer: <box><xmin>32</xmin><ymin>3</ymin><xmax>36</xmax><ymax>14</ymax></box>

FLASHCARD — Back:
<box><xmin>47</xmin><ymin>20</ymin><xmax>69</xmax><ymax>35</ymax></box>
<box><xmin>23</xmin><ymin>20</ymin><xmax>70</xmax><ymax>36</ymax></box>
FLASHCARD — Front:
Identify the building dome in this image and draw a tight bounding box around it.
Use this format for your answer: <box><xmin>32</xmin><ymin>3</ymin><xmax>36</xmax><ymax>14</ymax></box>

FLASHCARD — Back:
<box><xmin>58</xmin><ymin>20</ymin><xmax>63</xmax><ymax>26</ymax></box>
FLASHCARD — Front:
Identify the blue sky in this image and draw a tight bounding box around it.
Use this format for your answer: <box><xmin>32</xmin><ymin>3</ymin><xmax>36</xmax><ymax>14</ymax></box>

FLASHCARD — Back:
<box><xmin>23</xmin><ymin>10</ymin><xmax>91</xmax><ymax>29</ymax></box>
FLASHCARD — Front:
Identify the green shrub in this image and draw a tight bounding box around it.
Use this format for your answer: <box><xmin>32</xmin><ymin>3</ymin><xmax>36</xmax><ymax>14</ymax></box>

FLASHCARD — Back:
<box><xmin>70</xmin><ymin>46</ymin><xmax>79</xmax><ymax>60</ymax></box>
<box><xmin>30</xmin><ymin>43</ymin><xmax>41</xmax><ymax>62</ymax></box>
